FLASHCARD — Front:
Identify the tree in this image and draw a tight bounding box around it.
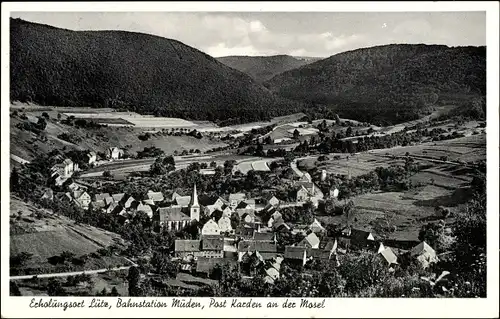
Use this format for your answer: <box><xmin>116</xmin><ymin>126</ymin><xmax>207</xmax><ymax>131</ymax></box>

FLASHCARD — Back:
<box><xmin>223</xmin><ymin>160</ymin><xmax>236</xmax><ymax>175</ymax></box>
<box><xmin>210</xmin><ymin>161</ymin><xmax>217</xmax><ymax>168</ymax></box>
<box><xmin>110</xmin><ymin>286</ymin><xmax>120</xmax><ymax>296</ymax></box>
<box><xmin>37</xmin><ymin>117</ymin><xmax>47</xmax><ymax>131</ymax></box>
<box><xmin>41</xmin><ymin>112</ymin><xmax>50</xmax><ymax>119</ymax></box>
<box><xmin>418</xmin><ymin>222</ymin><xmax>454</xmax><ymax>252</ymax></box>
<box><xmin>10</xmin><ymin>281</ymin><xmax>22</xmax><ymax>296</ymax></box>
<box><xmin>151</xmin><ymin>252</ymin><xmax>178</xmax><ymax>278</ymax></box>
<box><xmin>293</xmin><ymin>129</ymin><xmax>300</xmax><ymax>139</ymax></box>
<box><xmin>149</xmin><ymin>155</ymin><xmax>176</xmax><ymax>175</ymax></box>
<box><xmin>10</xmin><ymin>168</ymin><xmax>20</xmax><ymax>192</ymax></box>
<box><xmin>128</xmin><ymin>266</ymin><xmax>143</xmax><ymax>297</ymax></box>
<box><xmin>103</xmin><ymin>170</ymin><xmax>113</xmax><ymax>178</ymax></box>
<box><xmin>10</xmin><ymin>251</ymin><xmax>33</xmax><ymax>267</ymax></box>
<box><xmin>47</xmin><ymin>278</ymin><xmax>66</xmax><ymax>296</ymax></box>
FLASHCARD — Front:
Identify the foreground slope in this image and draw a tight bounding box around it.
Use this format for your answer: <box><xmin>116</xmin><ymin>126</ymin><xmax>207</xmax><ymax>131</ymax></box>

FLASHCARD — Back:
<box><xmin>10</xmin><ymin>18</ymin><xmax>299</xmax><ymax>124</ymax></box>
<box><xmin>265</xmin><ymin>44</ymin><xmax>486</xmax><ymax>125</ymax></box>
<box><xmin>217</xmin><ymin>55</ymin><xmax>319</xmax><ymax>83</ymax></box>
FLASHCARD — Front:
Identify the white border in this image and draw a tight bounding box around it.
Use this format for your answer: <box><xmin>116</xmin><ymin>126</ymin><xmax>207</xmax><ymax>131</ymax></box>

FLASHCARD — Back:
<box><xmin>1</xmin><ymin>2</ymin><xmax>499</xmax><ymax>318</ymax></box>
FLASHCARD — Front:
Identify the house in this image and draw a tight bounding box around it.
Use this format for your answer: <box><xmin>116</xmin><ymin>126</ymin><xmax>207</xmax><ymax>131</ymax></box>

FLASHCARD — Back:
<box><xmin>146</xmin><ymin>190</ymin><xmax>164</xmax><ymax>204</ymax></box>
<box><xmin>67</xmin><ymin>182</ymin><xmax>82</xmax><ymax>192</ymax></box>
<box><xmin>112</xmin><ymin>193</ymin><xmax>126</xmax><ymax>204</ymax></box>
<box><xmin>143</xmin><ymin>199</ymin><xmax>155</xmax><ymax>206</ymax></box>
<box><xmin>136</xmin><ymin>203</ymin><xmax>154</xmax><ymax>219</ymax></box>
<box><xmin>244</xmin><ymin>199</ymin><xmax>256</xmax><ymax>209</ymax></box>
<box><xmin>72</xmin><ymin>190</ymin><xmax>91</xmax><ymax>209</ymax></box>
<box><xmin>410</xmin><ymin>241</ymin><xmax>439</xmax><ymax>268</ymax></box>
<box><xmin>107</xmin><ymin>147</ymin><xmax>123</xmax><ymax>160</ymax></box>
<box><xmin>211</xmin><ymin>197</ymin><xmax>228</xmax><ymax>209</ymax></box>
<box><xmin>307</xmin><ymin>239</ymin><xmax>338</xmax><ymax>261</ymax></box>
<box><xmin>52</xmin><ymin>171</ymin><xmax>66</xmax><ymax>186</ymax></box>
<box><xmin>201</xmin><ymin>235</ymin><xmax>224</xmax><ymax>258</ymax></box>
<box><xmin>237</xmin><ymin>209</ymin><xmax>256</xmax><ymax>224</ymax></box>
<box><xmin>62</xmin><ymin>158</ymin><xmax>76</xmax><ymax>177</ymax></box>
<box><xmin>237</xmin><ymin>240</ymin><xmax>278</xmax><ymax>262</ymax></box>
<box><xmin>253</xmin><ymin>231</ymin><xmax>275</xmax><ymax>242</ymax></box>
<box><xmin>299</xmin><ymin>232</ymin><xmax>321</xmax><ymax>249</ymax></box>
<box><xmin>175</xmin><ymin>195</ymin><xmax>192</xmax><ymax>207</ymax></box>
<box><xmin>272</xmin><ymin>218</ymin><xmax>291</xmax><ymax>232</ymax></box>
<box><xmin>40</xmin><ymin>189</ymin><xmax>54</xmax><ymax>201</ymax></box>
<box><xmin>267</xmin><ymin>195</ymin><xmax>280</xmax><ymax>207</ymax></box>
<box><xmin>86</xmin><ymin>151</ymin><xmax>97</xmax><ymax>165</ymax></box>
<box><xmin>264</xmin><ymin>256</ymin><xmax>284</xmax><ymax>284</ymax></box>
<box><xmin>379</xmin><ymin>247</ymin><xmax>398</xmax><ymax>267</ymax></box>
<box><xmin>309</xmin><ymin>218</ymin><xmax>326</xmax><ymax>233</ymax></box>
<box><xmin>217</xmin><ymin>216</ymin><xmax>233</xmax><ymax>233</ymax></box>
<box><xmin>229</xmin><ymin>193</ymin><xmax>247</xmax><ymax>209</ymax></box>
<box><xmin>201</xmin><ymin>219</ymin><xmax>221</xmax><ymax>236</ymax></box>
<box><xmin>94</xmin><ymin>192</ymin><xmax>113</xmax><ymax>207</ymax></box>
<box><xmin>284</xmin><ymin>246</ymin><xmax>307</xmax><ymax>266</ymax></box>
<box><xmin>341</xmin><ymin>226</ymin><xmax>376</xmax><ymax>250</ymax></box>
<box><xmin>123</xmin><ymin>195</ymin><xmax>136</xmax><ymax>209</ymax></box>
<box><xmin>105</xmin><ymin>202</ymin><xmax>120</xmax><ymax>214</ymax></box>
<box><xmin>296</xmin><ymin>185</ymin><xmax>310</xmax><ymax>202</ymax></box>
<box><xmin>157</xmin><ymin>206</ymin><xmax>191</xmax><ymax>231</ymax></box>
<box><xmin>222</xmin><ymin>207</ymin><xmax>232</xmax><ymax>218</ymax></box>
<box><xmin>175</xmin><ymin>240</ymin><xmax>203</xmax><ymax>259</ymax></box>
<box><xmin>204</xmin><ymin>204</ymin><xmax>219</xmax><ymax>216</ymax></box>
<box><xmin>300</xmin><ymin>172</ymin><xmax>312</xmax><ymax>182</ymax></box>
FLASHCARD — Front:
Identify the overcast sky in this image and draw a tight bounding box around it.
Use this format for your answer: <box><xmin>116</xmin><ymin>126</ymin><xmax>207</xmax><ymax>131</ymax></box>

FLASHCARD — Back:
<box><xmin>11</xmin><ymin>12</ymin><xmax>485</xmax><ymax>57</ymax></box>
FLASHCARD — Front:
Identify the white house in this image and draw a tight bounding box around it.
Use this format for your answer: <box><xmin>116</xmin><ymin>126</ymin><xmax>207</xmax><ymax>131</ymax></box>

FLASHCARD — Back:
<box><xmin>217</xmin><ymin>216</ymin><xmax>233</xmax><ymax>233</ymax></box>
<box><xmin>107</xmin><ymin>147</ymin><xmax>124</xmax><ymax>160</ymax></box>
<box><xmin>87</xmin><ymin>151</ymin><xmax>97</xmax><ymax>165</ymax></box>
<box><xmin>201</xmin><ymin>219</ymin><xmax>221</xmax><ymax>236</ymax></box>
<box><xmin>229</xmin><ymin>193</ymin><xmax>246</xmax><ymax>209</ymax></box>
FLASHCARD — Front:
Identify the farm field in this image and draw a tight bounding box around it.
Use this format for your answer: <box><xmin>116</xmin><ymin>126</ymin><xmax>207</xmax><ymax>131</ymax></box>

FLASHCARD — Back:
<box><xmin>10</xmin><ymin>198</ymin><xmax>129</xmax><ymax>276</ymax></box>
<box><xmin>317</xmin><ymin>184</ymin><xmax>460</xmax><ymax>242</ymax></box>
<box><xmin>299</xmin><ymin>133</ymin><xmax>485</xmax><ymax>179</ymax></box>
<box><xmin>9</xmin><ymin>112</ymin><xmax>227</xmax><ymax>162</ymax></box>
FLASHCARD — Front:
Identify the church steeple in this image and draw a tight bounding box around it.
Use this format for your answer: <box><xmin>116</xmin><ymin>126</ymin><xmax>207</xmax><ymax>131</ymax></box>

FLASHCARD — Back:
<box><xmin>189</xmin><ymin>184</ymin><xmax>200</xmax><ymax>221</ymax></box>
<box><xmin>190</xmin><ymin>184</ymin><xmax>199</xmax><ymax>207</ymax></box>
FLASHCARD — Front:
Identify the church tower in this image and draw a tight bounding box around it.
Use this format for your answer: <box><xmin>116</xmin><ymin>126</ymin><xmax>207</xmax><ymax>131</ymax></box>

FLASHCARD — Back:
<box><xmin>189</xmin><ymin>184</ymin><xmax>200</xmax><ymax>221</ymax></box>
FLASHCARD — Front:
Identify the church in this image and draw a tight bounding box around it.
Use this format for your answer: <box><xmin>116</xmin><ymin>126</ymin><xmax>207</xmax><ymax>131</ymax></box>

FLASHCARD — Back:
<box><xmin>156</xmin><ymin>184</ymin><xmax>200</xmax><ymax>231</ymax></box>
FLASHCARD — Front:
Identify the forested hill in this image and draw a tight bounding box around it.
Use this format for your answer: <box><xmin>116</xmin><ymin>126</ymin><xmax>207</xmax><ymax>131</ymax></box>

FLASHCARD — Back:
<box><xmin>264</xmin><ymin>44</ymin><xmax>486</xmax><ymax>125</ymax></box>
<box><xmin>10</xmin><ymin>18</ymin><xmax>302</xmax><ymax>125</ymax></box>
<box><xmin>217</xmin><ymin>55</ymin><xmax>319</xmax><ymax>83</ymax></box>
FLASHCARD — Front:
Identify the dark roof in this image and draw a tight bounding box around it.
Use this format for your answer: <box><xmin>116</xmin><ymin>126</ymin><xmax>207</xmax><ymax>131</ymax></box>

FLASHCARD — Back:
<box><xmin>284</xmin><ymin>246</ymin><xmax>306</xmax><ymax>260</ymax></box>
<box><xmin>95</xmin><ymin>193</ymin><xmax>111</xmax><ymax>201</ymax></box>
<box><xmin>306</xmin><ymin>247</ymin><xmax>331</xmax><ymax>259</ymax></box>
<box><xmin>238</xmin><ymin>240</ymin><xmax>277</xmax><ymax>253</ymax></box>
<box><xmin>158</xmin><ymin>206</ymin><xmax>190</xmax><ymax>222</ymax></box>
<box><xmin>202</xmin><ymin>236</ymin><xmax>224</xmax><ymax>251</ymax></box>
<box><xmin>253</xmin><ymin>231</ymin><xmax>274</xmax><ymax>241</ymax></box>
<box><xmin>175</xmin><ymin>240</ymin><xmax>201</xmax><ymax>252</ymax></box>
<box><xmin>236</xmin><ymin>201</ymin><xmax>250</xmax><ymax>209</ymax></box>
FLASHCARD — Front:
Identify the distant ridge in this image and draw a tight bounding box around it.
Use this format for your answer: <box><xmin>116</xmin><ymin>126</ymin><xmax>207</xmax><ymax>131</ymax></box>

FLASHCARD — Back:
<box><xmin>217</xmin><ymin>54</ymin><xmax>320</xmax><ymax>83</ymax></box>
<box><xmin>10</xmin><ymin>18</ymin><xmax>303</xmax><ymax>125</ymax></box>
<box><xmin>264</xmin><ymin>44</ymin><xmax>486</xmax><ymax>125</ymax></box>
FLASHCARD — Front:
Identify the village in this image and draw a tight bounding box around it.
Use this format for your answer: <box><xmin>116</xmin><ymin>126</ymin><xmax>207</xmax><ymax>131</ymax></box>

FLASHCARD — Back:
<box><xmin>37</xmin><ymin>142</ymin><xmax>442</xmax><ymax>289</ymax></box>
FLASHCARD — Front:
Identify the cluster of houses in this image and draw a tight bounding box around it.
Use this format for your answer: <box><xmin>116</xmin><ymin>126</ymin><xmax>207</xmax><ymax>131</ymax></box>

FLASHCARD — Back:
<box><xmin>163</xmin><ymin>185</ymin><xmax>438</xmax><ymax>283</ymax></box>
<box><xmin>50</xmin><ymin>158</ymin><xmax>79</xmax><ymax>186</ymax></box>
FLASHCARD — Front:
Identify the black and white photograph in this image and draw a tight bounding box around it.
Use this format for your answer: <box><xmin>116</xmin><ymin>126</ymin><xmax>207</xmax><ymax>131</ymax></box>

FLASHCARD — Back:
<box><xmin>1</xmin><ymin>2</ymin><xmax>499</xmax><ymax>318</ymax></box>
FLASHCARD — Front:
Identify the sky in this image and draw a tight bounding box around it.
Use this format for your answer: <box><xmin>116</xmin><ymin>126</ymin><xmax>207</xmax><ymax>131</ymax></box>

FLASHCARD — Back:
<box><xmin>11</xmin><ymin>11</ymin><xmax>486</xmax><ymax>57</ymax></box>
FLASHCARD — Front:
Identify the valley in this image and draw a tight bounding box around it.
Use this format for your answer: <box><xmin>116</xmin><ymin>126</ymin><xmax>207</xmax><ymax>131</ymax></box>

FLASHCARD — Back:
<box><xmin>7</xmin><ymin>16</ymin><xmax>488</xmax><ymax>300</ymax></box>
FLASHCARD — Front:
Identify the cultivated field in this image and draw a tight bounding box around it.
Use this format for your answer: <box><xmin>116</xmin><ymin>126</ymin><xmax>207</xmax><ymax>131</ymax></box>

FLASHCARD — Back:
<box><xmin>318</xmin><ymin>185</ymin><xmax>459</xmax><ymax>242</ymax></box>
<box><xmin>10</xmin><ymin>198</ymin><xmax>129</xmax><ymax>275</ymax></box>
